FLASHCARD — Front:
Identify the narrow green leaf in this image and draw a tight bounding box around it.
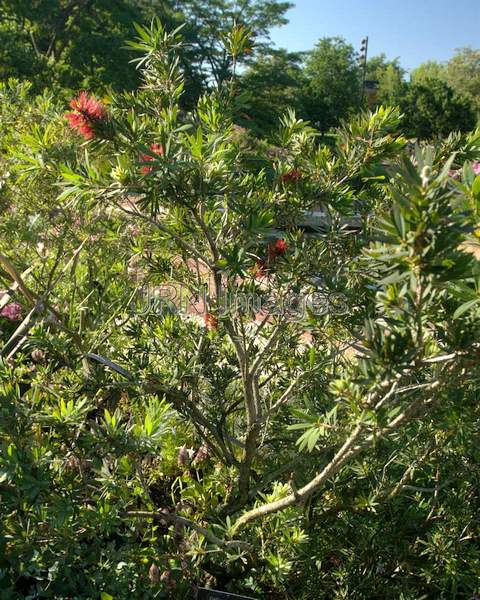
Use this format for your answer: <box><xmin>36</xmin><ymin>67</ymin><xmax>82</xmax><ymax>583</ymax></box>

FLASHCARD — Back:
<box><xmin>472</xmin><ymin>175</ymin><xmax>480</xmax><ymax>200</ymax></box>
<box><xmin>453</xmin><ymin>298</ymin><xmax>480</xmax><ymax>319</ymax></box>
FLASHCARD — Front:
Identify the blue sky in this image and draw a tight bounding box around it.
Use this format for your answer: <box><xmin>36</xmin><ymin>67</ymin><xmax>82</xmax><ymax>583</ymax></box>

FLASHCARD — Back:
<box><xmin>269</xmin><ymin>0</ymin><xmax>480</xmax><ymax>73</ymax></box>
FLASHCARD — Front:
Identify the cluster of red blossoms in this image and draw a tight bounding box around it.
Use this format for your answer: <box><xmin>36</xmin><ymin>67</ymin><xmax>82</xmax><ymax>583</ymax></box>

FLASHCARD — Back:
<box><xmin>140</xmin><ymin>143</ymin><xmax>164</xmax><ymax>174</ymax></box>
<box><xmin>281</xmin><ymin>169</ymin><xmax>301</xmax><ymax>183</ymax></box>
<box><xmin>268</xmin><ymin>238</ymin><xmax>288</xmax><ymax>260</ymax></box>
<box><xmin>254</xmin><ymin>238</ymin><xmax>288</xmax><ymax>279</ymax></box>
<box><xmin>204</xmin><ymin>312</ymin><xmax>219</xmax><ymax>331</ymax></box>
<box><xmin>66</xmin><ymin>92</ymin><xmax>106</xmax><ymax>140</ymax></box>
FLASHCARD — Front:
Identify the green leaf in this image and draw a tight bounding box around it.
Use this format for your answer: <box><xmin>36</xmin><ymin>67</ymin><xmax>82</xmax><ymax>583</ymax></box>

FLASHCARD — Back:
<box><xmin>296</xmin><ymin>427</ymin><xmax>322</xmax><ymax>452</ymax></box>
<box><xmin>144</xmin><ymin>412</ymin><xmax>153</xmax><ymax>436</ymax></box>
<box><xmin>453</xmin><ymin>298</ymin><xmax>480</xmax><ymax>319</ymax></box>
<box><xmin>288</xmin><ymin>422</ymin><xmax>312</xmax><ymax>431</ymax></box>
<box><xmin>308</xmin><ymin>347</ymin><xmax>316</xmax><ymax>369</ymax></box>
<box><xmin>392</xmin><ymin>204</ymin><xmax>406</xmax><ymax>238</ymax></box>
<box><xmin>379</xmin><ymin>271</ymin><xmax>409</xmax><ymax>286</ymax></box>
<box><xmin>472</xmin><ymin>175</ymin><xmax>480</xmax><ymax>200</ymax></box>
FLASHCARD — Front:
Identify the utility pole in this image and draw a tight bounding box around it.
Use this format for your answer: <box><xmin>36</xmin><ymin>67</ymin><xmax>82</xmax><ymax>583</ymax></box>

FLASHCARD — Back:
<box><xmin>359</xmin><ymin>36</ymin><xmax>369</xmax><ymax>102</ymax></box>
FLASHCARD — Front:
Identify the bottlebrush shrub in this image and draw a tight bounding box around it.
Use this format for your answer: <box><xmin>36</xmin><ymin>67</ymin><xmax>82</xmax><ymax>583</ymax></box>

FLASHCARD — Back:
<box><xmin>1</xmin><ymin>19</ymin><xmax>480</xmax><ymax>600</ymax></box>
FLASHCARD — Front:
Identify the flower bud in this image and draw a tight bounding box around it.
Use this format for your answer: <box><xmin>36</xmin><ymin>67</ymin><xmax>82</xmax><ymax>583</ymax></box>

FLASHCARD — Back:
<box><xmin>193</xmin><ymin>443</ymin><xmax>209</xmax><ymax>465</ymax></box>
<box><xmin>252</xmin><ymin>258</ymin><xmax>267</xmax><ymax>279</ymax></box>
<box><xmin>421</xmin><ymin>165</ymin><xmax>431</xmax><ymax>187</ymax></box>
<box><xmin>178</xmin><ymin>445</ymin><xmax>188</xmax><ymax>466</ymax></box>
<box><xmin>148</xmin><ymin>563</ymin><xmax>160</xmax><ymax>584</ymax></box>
<box><xmin>160</xmin><ymin>569</ymin><xmax>176</xmax><ymax>589</ymax></box>
<box><xmin>31</xmin><ymin>349</ymin><xmax>45</xmax><ymax>363</ymax></box>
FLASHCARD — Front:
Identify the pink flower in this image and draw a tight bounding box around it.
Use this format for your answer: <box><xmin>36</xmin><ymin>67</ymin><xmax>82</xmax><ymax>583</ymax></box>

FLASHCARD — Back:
<box><xmin>473</xmin><ymin>161</ymin><xmax>480</xmax><ymax>176</ymax></box>
<box><xmin>66</xmin><ymin>92</ymin><xmax>106</xmax><ymax>139</ymax></box>
<box><xmin>140</xmin><ymin>143</ymin><xmax>164</xmax><ymax>174</ymax></box>
<box><xmin>1</xmin><ymin>302</ymin><xmax>22</xmax><ymax>321</ymax></box>
<box><xmin>128</xmin><ymin>224</ymin><xmax>140</xmax><ymax>237</ymax></box>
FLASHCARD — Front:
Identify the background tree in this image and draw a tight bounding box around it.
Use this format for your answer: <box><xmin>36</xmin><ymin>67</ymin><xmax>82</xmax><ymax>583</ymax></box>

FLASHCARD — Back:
<box><xmin>366</xmin><ymin>53</ymin><xmax>405</xmax><ymax>106</ymax></box>
<box><xmin>412</xmin><ymin>50</ymin><xmax>480</xmax><ymax>120</ymax></box>
<box><xmin>0</xmin><ymin>0</ymin><xmax>182</xmax><ymax>92</ymax></box>
<box><xmin>239</xmin><ymin>49</ymin><xmax>306</xmax><ymax>137</ymax></box>
<box><xmin>0</xmin><ymin>0</ymin><xmax>292</xmax><ymax>98</ymax></box>
<box><xmin>444</xmin><ymin>47</ymin><xmax>480</xmax><ymax>118</ymax></box>
<box><xmin>400</xmin><ymin>77</ymin><xmax>476</xmax><ymax>139</ymax></box>
<box><xmin>411</xmin><ymin>59</ymin><xmax>446</xmax><ymax>84</ymax></box>
<box><xmin>180</xmin><ymin>0</ymin><xmax>292</xmax><ymax>87</ymax></box>
<box><xmin>303</xmin><ymin>36</ymin><xmax>361</xmax><ymax>133</ymax></box>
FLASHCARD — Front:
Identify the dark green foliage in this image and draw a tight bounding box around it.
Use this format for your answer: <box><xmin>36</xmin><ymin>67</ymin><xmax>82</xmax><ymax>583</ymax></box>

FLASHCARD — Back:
<box><xmin>288</xmin><ymin>403</ymin><xmax>480</xmax><ymax>599</ymax></box>
<box><xmin>0</xmin><ymin>0</ymin><xmax>292</xmax><ymax>101</ymax></box>
<box><xmin>400</xmin><ymin>78</ymin><xmax>476</xmax><ymax>140</ymax></box>
<box><xmin>0</xmin><ymin>0</ymin><xmax>174</xmax><ymax>92</ymax></box>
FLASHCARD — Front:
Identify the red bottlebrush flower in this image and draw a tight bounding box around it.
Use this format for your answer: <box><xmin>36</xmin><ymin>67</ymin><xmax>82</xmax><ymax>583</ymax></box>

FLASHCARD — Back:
<box><xmin>204</xmin><ymin>312</ymin><xmax>218</xmax><ymax>331</ymax></box>
<box><xmin>281</xmin><ymin>169</ymin><xmax>301</xmax><ymax>183</ymax></box>
<box><xmin>140</xmin><ymin>143</ymin><xmax>164</xmax><ymax>174</ymax></box>
<box><xmin>268</xmin><ymin>238</ymin><xmax>288</xmax><ymax>260</ymax></box>
<box><xmin>66</xmin><ymin>92</ymin><xmax>106</xmax><ymax>139</ymax></box>
<box><xmin>70</xmin><ymin>92</ymin><xmax>105</xmax><ymax>120</ymax></box>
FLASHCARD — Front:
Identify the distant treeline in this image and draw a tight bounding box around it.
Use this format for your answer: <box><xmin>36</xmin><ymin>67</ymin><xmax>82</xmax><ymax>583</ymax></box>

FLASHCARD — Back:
<box><xmin>1</xmin><ymin>0</ymin><xmax>479</xmax><ymax>138</ymax></box>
